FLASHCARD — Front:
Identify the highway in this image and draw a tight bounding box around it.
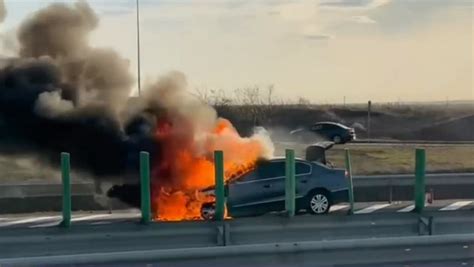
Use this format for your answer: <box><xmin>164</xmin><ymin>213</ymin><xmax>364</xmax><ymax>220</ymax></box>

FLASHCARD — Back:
<box><xmin>0</xmin><ymin>172</ymin><xmax>473</xmax><ymax>266</ymax></box>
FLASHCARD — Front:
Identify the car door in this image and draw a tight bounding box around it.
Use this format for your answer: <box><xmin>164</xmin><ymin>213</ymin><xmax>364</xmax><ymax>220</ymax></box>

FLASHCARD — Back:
<box><xmin>295</xmin><ymin>161</ymin><xmax>313</xmax><ymax>198</ymax></box>
<box><xmin>325</xmin><ymin>124</ymin><xmax>340</xmax><ymax>138</ymax></box>
<box><xmin>260</xmin><ymin>160</ymin><xmax>314</xmax><ymax>212</ymax></box>
<box><xmin>227</xmin><ymin>161</ymin><xmax>285</xmax><ymax>216</ymax></box>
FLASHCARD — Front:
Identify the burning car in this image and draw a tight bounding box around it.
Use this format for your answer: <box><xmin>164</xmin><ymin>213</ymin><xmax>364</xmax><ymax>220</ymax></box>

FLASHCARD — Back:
<box><xmin>107</xmin><ymin>142</ymin><xmax>348</xmax><ymax>220</ymax></box>
<box><xmin>200</xmin><ymin>155</ymin><xmax>349</xmax><ymax>220</ymax></box>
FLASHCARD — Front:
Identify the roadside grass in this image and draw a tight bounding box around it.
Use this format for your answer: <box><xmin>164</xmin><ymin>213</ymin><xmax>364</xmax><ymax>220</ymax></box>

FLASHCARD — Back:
<box><xmin>275</xmin><ymin>143</ymin><xmax>474</xmax><ymax>175</ymax></box>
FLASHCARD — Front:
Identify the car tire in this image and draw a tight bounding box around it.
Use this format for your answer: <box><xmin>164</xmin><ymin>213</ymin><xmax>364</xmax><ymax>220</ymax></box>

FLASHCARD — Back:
<box><xmin>307</xmin><ymin>190</ymin><xmax>331</xmax><ymax>215</ymax></box>
<box><xmin>200</xmin><ymin>202</ymin><xmax>216</xmax><ymax>220</ymax></box>
<box><xmin>332</xmin><ymin>135</ymin><xmax>342</xmax><ymax>144</ymax></box>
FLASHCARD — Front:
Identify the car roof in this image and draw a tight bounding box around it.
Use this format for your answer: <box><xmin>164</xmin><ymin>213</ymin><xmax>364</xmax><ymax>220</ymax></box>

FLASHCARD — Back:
<box><xmin>313</xmin><ymin>121</ymin><xmax>348</xmax><ymax>128</ymax></box>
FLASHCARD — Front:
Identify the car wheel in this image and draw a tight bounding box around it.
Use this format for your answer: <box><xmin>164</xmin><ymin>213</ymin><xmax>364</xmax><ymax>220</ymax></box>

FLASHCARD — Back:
<box><xmin>307</xmin><ymin>190</ymin><xmax>331</xmax><ymax>215</ymax></box>
<box><xmin>201</xmin><ymin>203</ymin><xmax>216</xmax><ymax>220</ymax></box>
<box><xmin>332</xmin><ymin>135</ymin><xmax>342</xmax><ymax>144</ymax></box>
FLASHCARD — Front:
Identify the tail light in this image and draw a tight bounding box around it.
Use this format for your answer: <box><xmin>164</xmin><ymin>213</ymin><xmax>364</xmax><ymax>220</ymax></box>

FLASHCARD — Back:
<box><xmin>345</xmin><ymin>170</ymin><xmax>349</xmax><ymax>177</ymax></box>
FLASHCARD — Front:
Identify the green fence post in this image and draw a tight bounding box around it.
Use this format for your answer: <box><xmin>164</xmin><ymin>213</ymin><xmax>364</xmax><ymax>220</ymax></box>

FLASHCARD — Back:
<box><xmin>60</xmin><ymin>152</ymin><xmax>71</xmax><ymax>228</ymax></box>
<box><xmin>344</xmin><ymin>149</ymin><xmax>355</xmax><ymax>215</ymax></box>
<box><xmin>414</xmin><ymin>148</ymin><xmax>426</xmax><ymax>213</ymax></box>
<box><xmin>214</xmin><ymin>151</ymin><xmax>225</xmax><ymax>221</ymax></box>
<box><xmin>140</xmin><ymin>151</ymin><xmax>151</xmax><ymax>224</ymax></box>
<box><xmin>285</xmin><ymin>149</ymin><xmax>296</xmax><ymax>217</ymax></box>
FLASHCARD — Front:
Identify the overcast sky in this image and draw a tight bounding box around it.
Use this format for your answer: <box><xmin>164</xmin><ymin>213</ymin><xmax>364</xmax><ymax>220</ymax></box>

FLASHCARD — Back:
<box><xmin>1</xmin><ymin>0</ymin><xmax>473</xmax><ymax>103</ymax></box>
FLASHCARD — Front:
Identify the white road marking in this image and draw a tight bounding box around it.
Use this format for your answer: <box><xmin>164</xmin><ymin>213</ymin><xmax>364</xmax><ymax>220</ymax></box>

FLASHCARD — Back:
<box><xmin>109</xmin><ymin>212</ymin><xmax>141</xmax><ymax>219</ymax></box>
<box><xmin>440</xmin><ymin>201</ymin><xmax>474</xmax><ymax>211</ymax></box>
<box><xmin>397</xmin><ymin>204</ymin><xmax>415</xmax><ymax>213</ymax></box>
<box><xmin>354</xmin><ymin>203</ymin><xmax>391</xmax><ymax>214</ymax></box>
<box><xmin>31</xmin><ymin>213</ymin><xmax>140</xmax><ymax>228</ymax></box>
<box><xmin>30</xmin><ymin>219</ymin><xmax>62</xmax><ymax>228</ymax></box>
<box><xmin>330</xmin><ymin>204</ymin><xmax>348</xmax><ymax>212</ymax></box>
<box><xmin>71</xmin><ymin>214</ymin><xmax>111</xmax><ymax>222</ymax></box>
<box><xmin>0</xmin><ymin>216</ymin><xmax>59</xmax><ymax>227</ymax></box>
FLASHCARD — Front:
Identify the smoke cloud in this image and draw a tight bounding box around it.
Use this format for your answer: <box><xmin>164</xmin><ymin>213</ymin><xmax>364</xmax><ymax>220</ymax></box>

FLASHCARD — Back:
<box><xmin>17</xmin><ymin>1</ymin><xmax>133</xmax><ymax>114</ymax></box>
<box><xmin>0</xmin><ymin>0</ymin><xmax>273</xmax><ymax>212</ymax></box>
<box><xmin>0</xmin><ymin>0</ymin><xmax>6</xmax><ymax>23</ymax></box>
<box><xmin>0</xmin><ymin>1</ymin><xmax>150</xmax><ymax>178</ymax></box>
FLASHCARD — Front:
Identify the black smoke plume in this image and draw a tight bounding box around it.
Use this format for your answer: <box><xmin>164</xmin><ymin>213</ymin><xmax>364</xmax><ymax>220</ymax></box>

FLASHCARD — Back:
<box><xmin>0</xmin><ymin>1</ymin><xmax>156</xmax><ymax>181</ymax></box>
<box><xmin>0</xmin><ymin>1</ymin><xmax>273</xmax><ymax>211</ymax></box>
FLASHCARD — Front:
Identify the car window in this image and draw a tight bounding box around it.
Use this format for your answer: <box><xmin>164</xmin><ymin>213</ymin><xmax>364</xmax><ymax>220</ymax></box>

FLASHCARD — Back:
<box><xmin>311</xmin><ymin>124</ymin><xmax>323</xmax><ymax>131</ymax></box>
<box><xmin>234</xmin><ymin>171</ymin><xmax>258</xmax><ymax>183</ymax></box>
<box><xmin>324</xmin><ymin>124</ymin><xmax>338</xmax><ymax>130</ymax></box>
<box><xmin>296</xmin><ymin>162</ymin><xmax>311</xmax><ymax>175</ymax></box>
<box><xmin>256</xmin><ymin>161</ymin><xmax>285</xmax><ymax>179</ymax></box>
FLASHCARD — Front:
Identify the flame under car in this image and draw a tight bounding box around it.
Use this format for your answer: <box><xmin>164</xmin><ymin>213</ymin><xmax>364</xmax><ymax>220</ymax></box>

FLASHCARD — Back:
<box><xmin>200</xmin><ymin>157</ymin><xmax>349</xmax><ymax>220</ymax></box>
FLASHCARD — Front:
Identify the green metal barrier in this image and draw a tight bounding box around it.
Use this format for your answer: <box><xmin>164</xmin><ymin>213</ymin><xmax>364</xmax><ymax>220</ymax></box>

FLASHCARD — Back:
<box><xmin>140</xmin><ymin>152</ymin><xmax>151</xmax><ymax>224</ymax></box>
<box><xmin>414</xmin><ymin>148</ymin><xmax>426</xmax><ymax>213</ymax></box>
<box><xmin>214</xmin><ymin>150</ymin><xmax>225</xmax><ymax>221</ymax></box>
<box><xmin>60</xmin><ymin>152</ymin><xmax>71</xmax><ymax>228</ymax></box>
<box><xmin>285</xmin><ymin>149</ymin><xmax>296</xmax><ymax>217</ymax></box>
<box><xmin>344</xmin><ymin>149</ymin><xmax>355</xmax><ymax>215</ymax></box>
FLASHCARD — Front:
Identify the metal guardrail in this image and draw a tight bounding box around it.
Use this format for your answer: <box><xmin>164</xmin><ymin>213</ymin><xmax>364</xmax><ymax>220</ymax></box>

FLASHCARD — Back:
<box><xmin>0</xmin><ymin>172</ymin><xmax>472</xmax><ymax>213</ymax></box>
<box><xmin>3</xmin><ymin>234</ymin><xmax>474</xmax><ymax>266</ymax></box>
<box><xmin>0</xmin><ymin>182</ymin><xmax>94</xmax><ymax>198</ymax></box>
<box><xmin>351</xmin><ymin>139</ymin><xmax>474</xmax><ymax>145</ymax></box>
<box><xmin>353</xmin><ymin>173</ymin><xmax>474</xmax><ymax>202</ymax></box>
<box><xmin>1</xmin><ymin>173</ymin><xmax>472</xmax><ymax>198</ymax></box>
<box><xmin>0</xmin><ymin>212</ymin><xmax>472</xmax><ymax>265</ymax></box>
<box><xmin>353</xmin><ymin>172</ymin><xmax>474</xmax><ymax>187</ymax></box>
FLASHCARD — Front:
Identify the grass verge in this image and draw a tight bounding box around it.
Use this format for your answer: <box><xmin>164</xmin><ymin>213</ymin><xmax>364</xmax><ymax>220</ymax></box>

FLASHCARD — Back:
<box><xmin>275</xmin><ymin>143</ymin><xmax>474</xmax><ymax>175</ymax></box>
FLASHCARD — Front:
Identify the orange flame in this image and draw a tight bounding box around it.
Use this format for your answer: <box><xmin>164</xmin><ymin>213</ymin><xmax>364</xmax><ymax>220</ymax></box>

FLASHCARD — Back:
<box><xmin>151</xmin><ymin>117</ymin><xmax>266</xmax><ymax>221</ymax></box>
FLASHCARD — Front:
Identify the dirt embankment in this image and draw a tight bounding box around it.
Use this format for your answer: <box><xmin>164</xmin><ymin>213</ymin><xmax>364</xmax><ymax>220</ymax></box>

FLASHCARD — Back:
<box><xmin>216</xmin><ymin>104</ymin><xmax>474</xmax><ymax>141</ymax></box>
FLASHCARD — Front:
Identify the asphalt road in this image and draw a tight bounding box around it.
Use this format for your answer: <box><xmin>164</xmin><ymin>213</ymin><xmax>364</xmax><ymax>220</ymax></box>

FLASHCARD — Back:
<box><xmin>0</xmin><ymin>199</ymin><xmax>472</xmax><ymax>229</ymax></box>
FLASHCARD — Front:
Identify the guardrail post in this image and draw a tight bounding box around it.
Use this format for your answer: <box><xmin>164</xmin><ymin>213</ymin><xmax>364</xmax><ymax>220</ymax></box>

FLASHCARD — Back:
<box><xmin>414</xmin><ymin>148</ymin><xmax>426</xmax><ymax>213</ymax></box>
<box><xmin>214</xmin><ymin>150</ymin><xmax>225</xmax><ymax>221</ymax></box>
<box><xmin>285</xmin><ymin>149</ymin><xmax>296</xmax><ymax>217</ymax></box>
<box><xmin>60</xmin><ymin>152</ymin><xmax>71</xmax><ymax>228</ymax></box>
<box><xmin>344</xmin><ymin>149</ymin><xmax>355</xmax><ymax>215</ymax></box>
<box><xmin>140</xmin><ymin>151</ymin><xmax>151</xmax><ymax>224</ymax></box>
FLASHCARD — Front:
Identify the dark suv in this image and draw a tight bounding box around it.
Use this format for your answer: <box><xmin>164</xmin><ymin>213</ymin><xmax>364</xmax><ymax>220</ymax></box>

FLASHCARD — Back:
<box><xmin>290</xmin><ymin>122</ymin><xmax>355</xmax><ymax>144</ymax></box>
<box><xmin>201</xmin><ymin>158</ymin><xmax>348</xmax><ymax>220</ymax></box>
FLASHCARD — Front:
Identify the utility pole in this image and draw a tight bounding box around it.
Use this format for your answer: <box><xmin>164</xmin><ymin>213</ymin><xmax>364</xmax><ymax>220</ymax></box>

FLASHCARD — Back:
<box><xmin>367</xmin><ymin>100</ymin><xmax>372</xmax><ymax>139</ymax></box>
<box><xmin>136</xmin><ymin>0</ymin><xmax>142</xmax><ymax>96</ymax></box>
